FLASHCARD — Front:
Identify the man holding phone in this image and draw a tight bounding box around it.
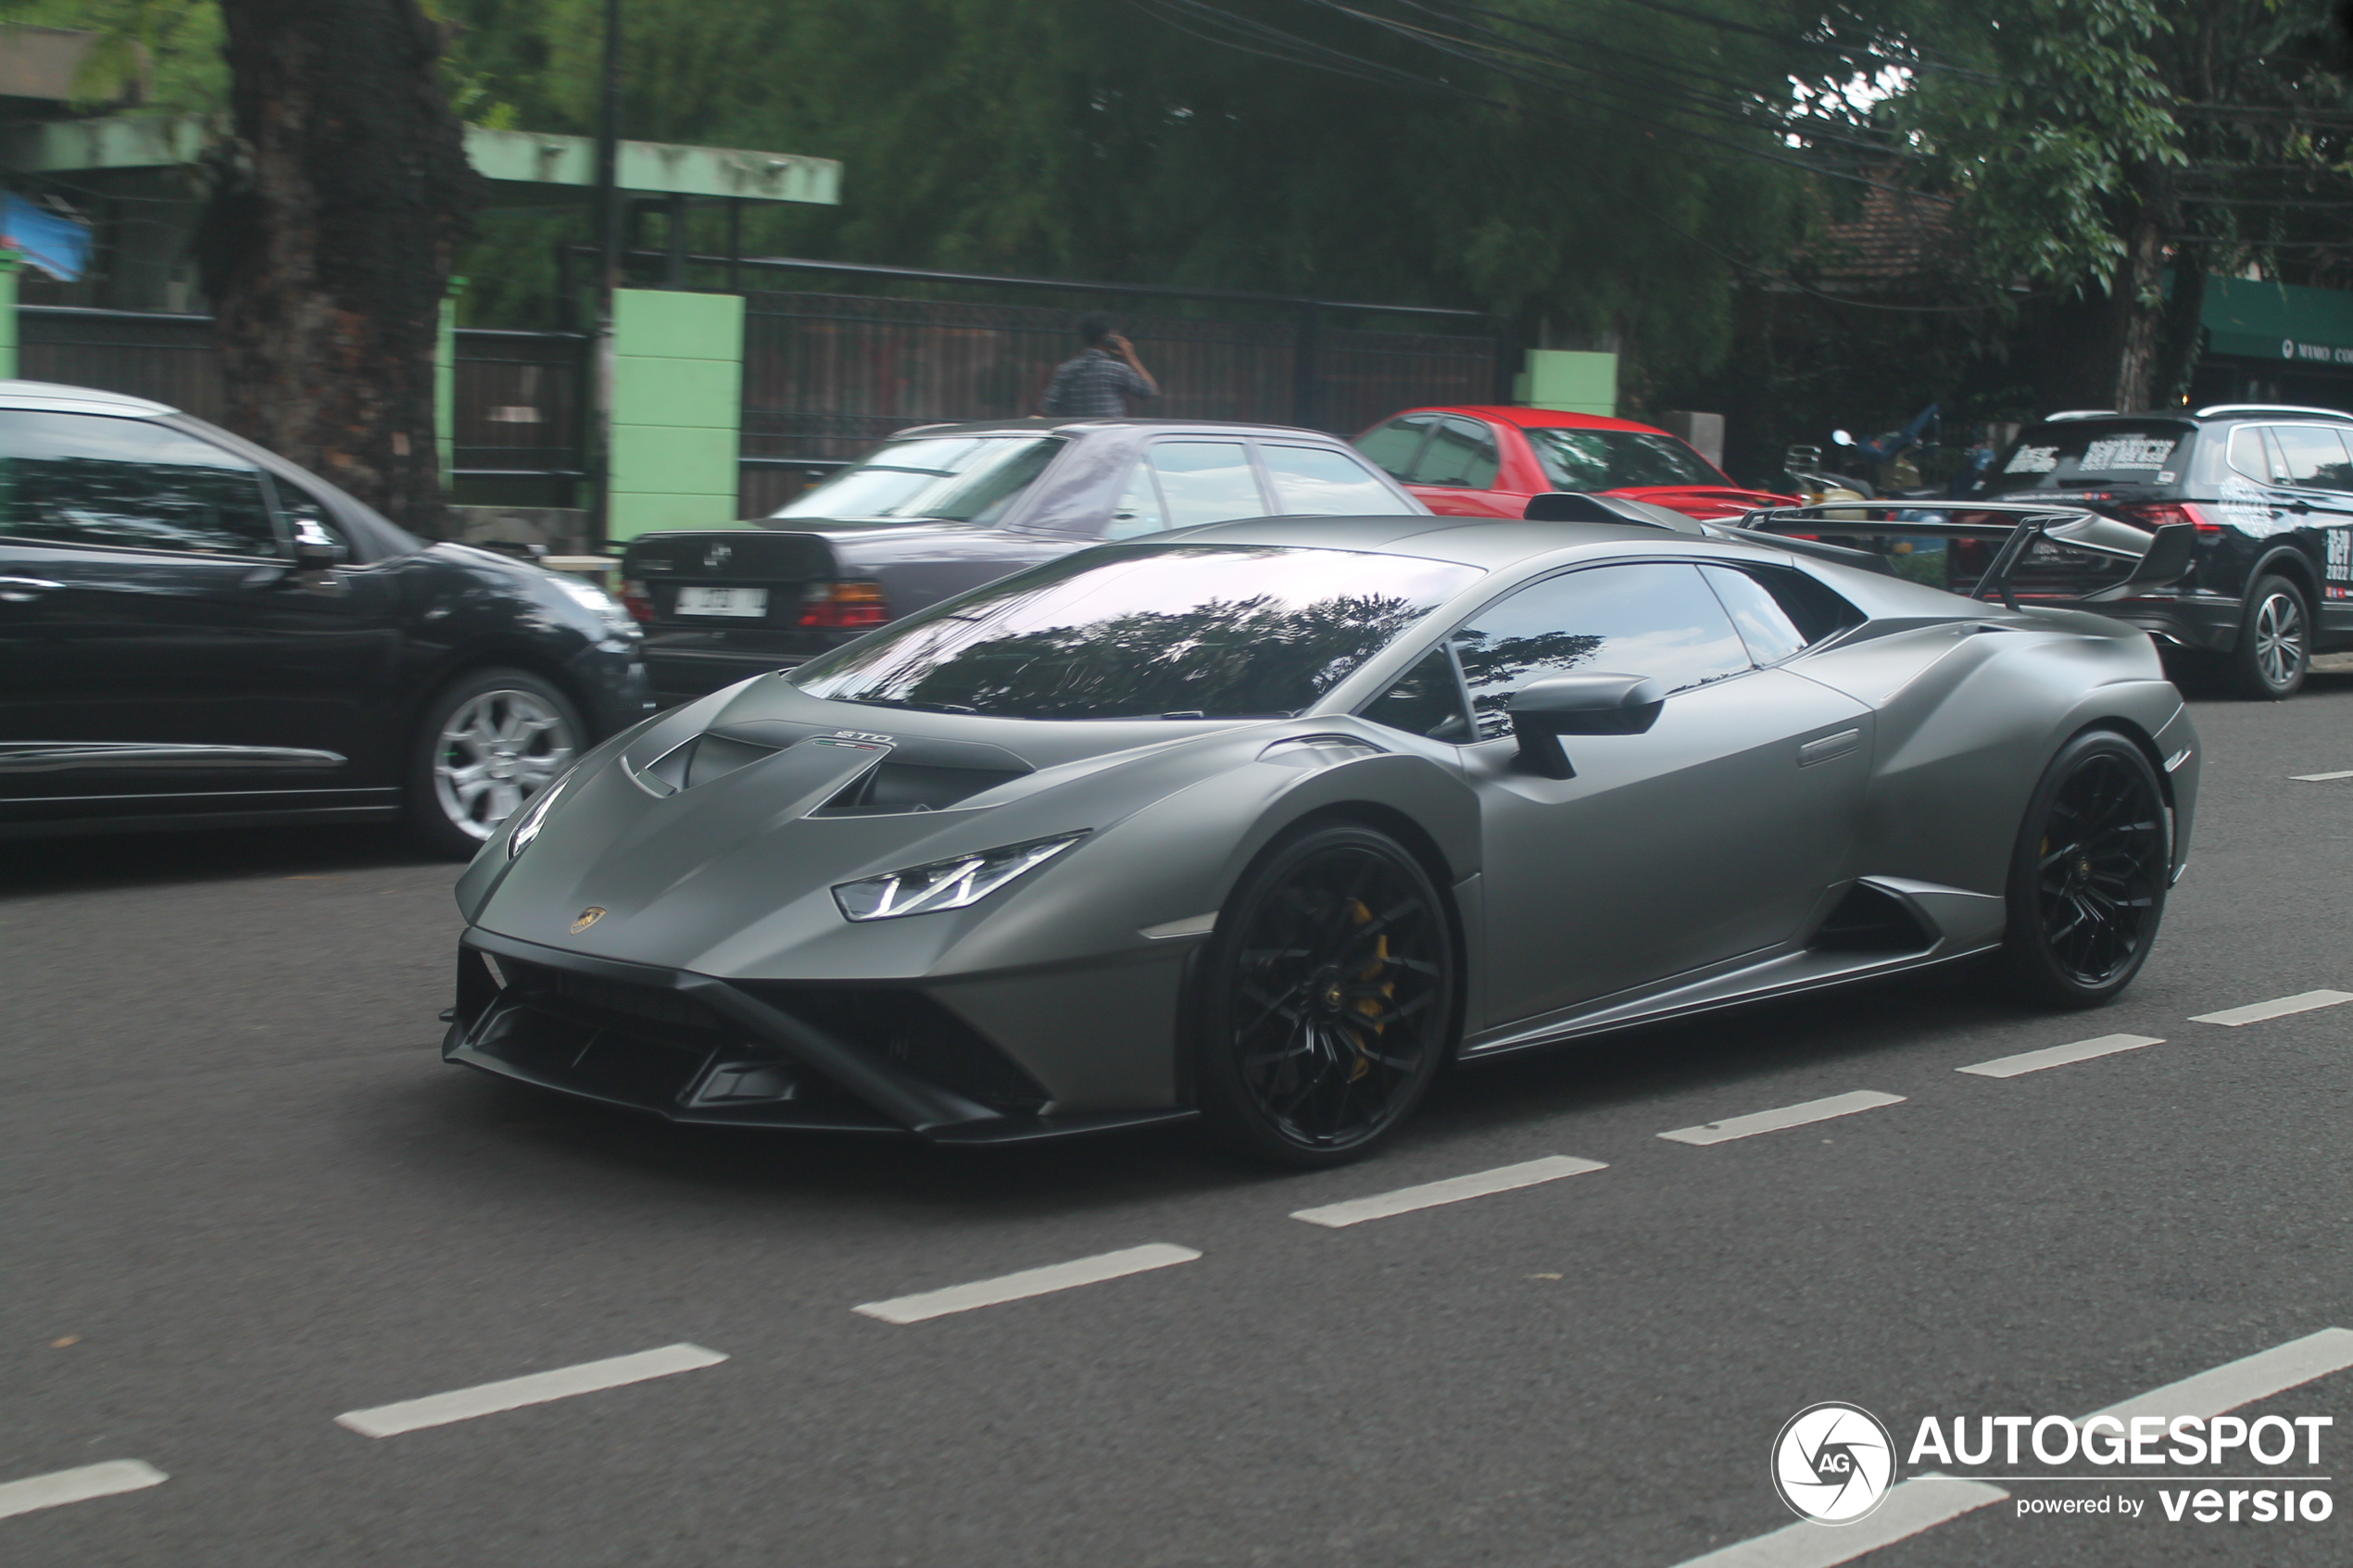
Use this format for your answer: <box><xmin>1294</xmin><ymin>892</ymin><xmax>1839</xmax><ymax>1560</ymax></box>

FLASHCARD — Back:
<box><xmin>1042</xmin><ymin>311</ymin><xmax>1160</xmax><ymax>417</ymax></box>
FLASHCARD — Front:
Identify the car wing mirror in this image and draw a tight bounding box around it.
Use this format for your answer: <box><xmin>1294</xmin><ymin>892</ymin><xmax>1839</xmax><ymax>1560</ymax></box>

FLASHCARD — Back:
<box><xmin>1507</xmin><ymin>672</ymin><xmax>1665</xmax><ymax>779</ymax></box>
<box><xmin>291</xmin><ymin>519</ymin><xmax>350</xmax><ymax>571</ymax></box>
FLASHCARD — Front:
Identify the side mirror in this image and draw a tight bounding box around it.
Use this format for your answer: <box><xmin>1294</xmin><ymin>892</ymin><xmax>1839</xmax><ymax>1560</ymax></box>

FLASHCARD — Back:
<box><xmin>291</xmin><ymin>520</ymin><xmax>349</xmax><ymax>571</ymax></box>
<box><xmin>1831</xmin><ymin>429</ymin><xmax>1856</xmax><ymax>447</ymax></box>
<box><xmin>1509</xmin><ymin>672</ymin><xmax>1665</xmax><ymax>779</ymax></box>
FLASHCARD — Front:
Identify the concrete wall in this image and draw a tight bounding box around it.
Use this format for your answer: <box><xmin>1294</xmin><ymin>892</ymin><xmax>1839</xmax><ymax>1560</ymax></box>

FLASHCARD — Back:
<box><xmin>607</xmin><ymin>288</ymin><xmax>745</xmax><ymax>541</ymax></box>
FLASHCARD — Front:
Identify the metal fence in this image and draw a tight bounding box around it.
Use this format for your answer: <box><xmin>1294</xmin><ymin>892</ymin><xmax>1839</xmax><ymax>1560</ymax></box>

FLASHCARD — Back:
<box><xmin>15</xmin><ymin>307</ymin><xmax>586</xmax><ymax>479</ymax></box>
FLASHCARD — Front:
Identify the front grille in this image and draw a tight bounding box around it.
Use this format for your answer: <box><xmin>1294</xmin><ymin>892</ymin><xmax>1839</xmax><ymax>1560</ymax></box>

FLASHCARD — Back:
<box><xmin>500</xmin><ymin>959</ymin><xmax>733</xmax><ymax>1035</ymax></box>
<box><xmin>744</xmin><ymin>985</ymin><xmax>1051</xmax><ymax>1115</ymax></box>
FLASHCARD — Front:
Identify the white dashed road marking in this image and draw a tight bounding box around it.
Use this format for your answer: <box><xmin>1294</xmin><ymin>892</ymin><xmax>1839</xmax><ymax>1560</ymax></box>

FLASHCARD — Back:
<box><xmin>1957</xmin><ymin>1034</ymin><xmax>2164</xmax><ymax>1079</ymax></box>
<box><xmin>1658</xmin><ymin>1091</ymin><xmax>1904</xmax><ymax>1147</ymax></box>
<box><xmin>334</xmin><ymin>1343</ymin><xmax>727</xmax><ymax>1437</ymax></box>
<box><xmin>1671</xmin><ymin>1475</ymin><xmax>2008</xmax><ymax>1568</ymax></box>
<box><xmin>2290</xmin><ymin>770</ymin><xmax>2353</xmax><ymax>782</ymax></box>
<box><xmin>1670</xmin><ymin>1327</ymin><xmax>2353</xmax><ymax>1568</ymax></box>
<box><xmin>854</xmin><ymin>1243</ymin><xmax>1202</xmax><ymax>1324</ymax></box>
<box><xmin>2077</xmin><ymin>1325</ymin><xmax>2353</xmax><ymax>1426</ymax></box>
<box><xmin>2189</xmin><ymin>989</ymin><xmax>2353</xmax><ymax>1026</ymax></box>
<box><xmin>0</xmin><ymin>1461</ymin><xmax>168</xmax><ymax>1522</ymax></box>
<box><xmin>1290</xmin><ymin>1155</ymin><xmax>1607</xmax><ymax>1228</ymax></box>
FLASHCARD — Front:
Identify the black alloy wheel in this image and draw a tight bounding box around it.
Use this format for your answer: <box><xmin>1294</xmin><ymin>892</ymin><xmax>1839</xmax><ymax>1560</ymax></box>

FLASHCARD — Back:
<box><xmin>1998</xmin><ymin>730</ymin><xmax>2170</xmax><ymax>1008</ymax></box>
<box><xmin>2230</xmin><ymin>573</ymin><xmax>2310</xmax><ymax>700</ymax></box>
<box><xmin>1195</xmin><ymin>823</ymin><xmax>1456</xmax><ymax>1167</ymax></box>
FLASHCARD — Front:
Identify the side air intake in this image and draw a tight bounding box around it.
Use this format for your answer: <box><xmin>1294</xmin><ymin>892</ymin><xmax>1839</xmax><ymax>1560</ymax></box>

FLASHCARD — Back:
<box><xmin>1811</xmin><ymin>880</ymin><xmax>1937</xmax><ymax>953</ymax></box>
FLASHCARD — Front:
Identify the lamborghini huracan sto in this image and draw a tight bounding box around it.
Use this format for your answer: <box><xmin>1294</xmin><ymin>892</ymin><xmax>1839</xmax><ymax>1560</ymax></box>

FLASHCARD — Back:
<box><xmin>444</xmin><ymin>511</ymin><xmax>2198</xmax><ymax>1165</ymax></box>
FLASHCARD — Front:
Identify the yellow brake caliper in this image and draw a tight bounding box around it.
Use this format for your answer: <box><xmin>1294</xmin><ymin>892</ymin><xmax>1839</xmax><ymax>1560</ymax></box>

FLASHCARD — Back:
<box><xmin>1345</xmin><ymin>898</ymin><xmax>1395</xmax><ymax>1081</ymax></box>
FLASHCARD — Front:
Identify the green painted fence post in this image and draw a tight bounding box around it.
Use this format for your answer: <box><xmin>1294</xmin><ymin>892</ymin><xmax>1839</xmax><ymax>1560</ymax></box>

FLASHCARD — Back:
<box><xmin>605</xmin><ymin>288</ymin><xmax>746</xmax><ymax>541</ymax></box>
<box><xmin>0</xmin><ymin>251</ymin><xmax>21</xmax><ymax>381</ymax></box>
<box><xmin>436</xmin><ymin>277</ymin><xmax>465</xmax><ymax>491</ymax></box>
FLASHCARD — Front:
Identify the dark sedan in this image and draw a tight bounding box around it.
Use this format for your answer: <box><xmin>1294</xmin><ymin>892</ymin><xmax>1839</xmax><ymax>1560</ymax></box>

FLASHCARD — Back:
<box><xmin>619</xmin><ymin>418</ymin><xmax>1426</xmax><ymax>702</ymax></box>
<box><xmin>0</xmin><ymin>382</ymin><xmax>654</xmax><ymax>855</ymax></box>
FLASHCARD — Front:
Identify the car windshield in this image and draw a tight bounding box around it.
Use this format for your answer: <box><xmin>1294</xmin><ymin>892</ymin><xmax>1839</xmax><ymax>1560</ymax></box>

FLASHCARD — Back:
<box><xmin>1982</xmin><ymin>420</ymin><xmax>2196</xmax><ymax>493</ymax></box>
<box><xmin>1526</xmin><ymin>427</ymin><xmax>1721</xmax><ymax>490</ymax></box>
<box><xmin>772</xmin><ymin>435</ymin><xmax>1065</xmax><ymax>524</ymax></box>
<box><xmin>791</xmin><ymin>545</ymin><xmax>1480</xmax><ymax>720</ymax></box>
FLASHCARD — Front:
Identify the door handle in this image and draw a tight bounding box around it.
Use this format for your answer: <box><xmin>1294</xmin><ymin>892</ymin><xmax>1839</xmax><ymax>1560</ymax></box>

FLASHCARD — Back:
<box><xmin>0</xmin><ymin>575</ymin><xmax>61</xmax><ymax>602</ymax></box>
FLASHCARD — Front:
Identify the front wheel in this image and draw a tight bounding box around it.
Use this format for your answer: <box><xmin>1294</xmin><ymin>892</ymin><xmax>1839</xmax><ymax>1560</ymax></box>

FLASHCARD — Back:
<box><xmin>1995</xmin><ymin>731</ymin><xmax>2169</xmax><ymax>1008</ymax></box>
<box><xmin>408</xmin><ymin>668</ymin><xmax>583</xmax><ymax>859</ymax></box>
<box><xmin>2230</xmin><ymin>574</ymin><xmax>2310</xmax><ymax>699</ymax></box>
<box><xmin>1193</xmin><ymin>823</ymin><xmax>1457</xmax><ymax>1167</ymax></box>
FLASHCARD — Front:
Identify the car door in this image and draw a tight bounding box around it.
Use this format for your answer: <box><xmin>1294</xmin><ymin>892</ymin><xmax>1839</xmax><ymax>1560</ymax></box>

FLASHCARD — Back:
<box><xmin>1407</xmin><ymin>415</ymin><xmax>1509</xmax><ymax>517</ymax></box>
<box><xmin>1353</xmin><ymin>414</ymin><xmax>1436</xmax><ymax>486</ymax></box>
<box><xmin>2263</xmin><ymin>424</ymin><xmax>2353</xmax><ymax>613</ymax></box>
<box><xmin>0</xmin><ymin>408</ymin><xmax>382</xmax><ymax>814</ymax></box>
<box><xmin>1446</xmin><ymin>559</ymin><xmax>1873</xmax><ymax>1027</ymax></box>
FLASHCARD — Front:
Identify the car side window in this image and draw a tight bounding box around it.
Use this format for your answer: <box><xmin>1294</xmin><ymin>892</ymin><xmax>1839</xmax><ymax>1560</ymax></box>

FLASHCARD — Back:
<box><xmin>2271</xmin><ymin>425</ymin><xmax>2353</xmax><ymax>492</ymax></box>
<box><xmin>1700</xmin><ymin>564</ymin><xmax>1808</xmax><ymax>665</ymax></box>
<box><xmin>1104</xmin><ymin>459</ymin><xmax>1167</xmax><ymax>540</ymax></box>
<box><xmin>1411</xmin><ymin>416</ymin><xmax>1500</xmax><ymax>489</ymax></box>
<box><xmin>1354</xmin><ymin>415</ymin><xmax>1434</xmax><ymax>481</ymax></box>
<box><xmin>1360</xmin><ymin>644</ymin><xmax>1475</xmax><ymax>741</ymax></box>
<box><xmin>0</xmin><ymin>409</ymin><xmax>281</xmax><ymax>557</ymax></box>
<box><xmin>1149</xmin><ymin>441</ymin><xmax>1269</xmax><ymax>528</ymax></box>
<box><xmin>268</xmin><ymin>475</ymin><xmax>351</xmax><ymax>552</ymax></box>
<box><xmin>1261</xmin><ymin>444</ymin><xmax>1417</xmax><ymax>516</ymax></box>
<box><xmin>2227</xmin><ymin>425</ymin><xmax>2277</xmax><ymax>483</ymax></box>
<box><xmin>1452</xmin><ymin>561</ymin><xmax>1752</xmax><ymax>739</ymax></box>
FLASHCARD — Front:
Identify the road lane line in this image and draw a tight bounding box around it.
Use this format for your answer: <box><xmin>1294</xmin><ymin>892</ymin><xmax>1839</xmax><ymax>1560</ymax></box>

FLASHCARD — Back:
<box><xmin>2290</xmin><ymin>770</ymin><xmax>2353</xmax><ymax>782</ymax></box>
<box><xmin>1658</xmin><ymin>1091</ymin><xmax>1904</xmax><ymax>1147</ymax></box>
<box><xmin>2079</xmin><ymin>1325</ymin><xmax>2353</xmax><ymax>1426</ymax></box>
<box><xmin>1670</xmin><ymin>1475</ymin><xmax>2007</xmax><ymax>1568</ymax></box>
<box><xmin>1290</xmin><ymin>1155</ymin><xmax>1606</xmax><ymax>1228</ymax></box>
<box><xmin>334</xmin><ymin>1343</ymin><xmax>727</xmax><ymax>1437</ymax></box>
<box><xmin>1957</xmin><ymin>1034</ymin><xmax>2164</xmax><ymax>1079</ymax></box>
<box><xmin>2189</xmin><ymin>989</ymin><xmax>2353</xmax><ymax>1026</ymax></box>
<box><xmin>0</xmin><ymin>1461</ymin><xmax>168</xmax><ymax>1521</ymax></box>
<box><xmin>853</xmin><ymin>1243</ymin><xmax>1201</xmax><ymax>1324</ymax></box>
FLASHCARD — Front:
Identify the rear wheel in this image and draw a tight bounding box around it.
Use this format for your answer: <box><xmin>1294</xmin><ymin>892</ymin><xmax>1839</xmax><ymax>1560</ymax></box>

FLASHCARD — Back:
<box><xmin>1996</xmin><ymin>731</ymin><xmax>2169</xmax><ymax>1008</ymax></box>
<box><xmin>2230</xmin><ymin>574</ymin><xmax>2310</xmax><ymax>699</ymax></box>
<box><xmin>408</xmin><ymin>668</ymin><xmax>582</xmax><ymax>859</ymax></box>
<box><xmin>1194</xmin><ymin>824</ymin><xmax>1456</xmax><ymax>1167</ymax></box>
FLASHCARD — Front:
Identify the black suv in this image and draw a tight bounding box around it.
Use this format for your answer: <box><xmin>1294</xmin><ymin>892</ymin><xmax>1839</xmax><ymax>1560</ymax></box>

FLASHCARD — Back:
<box><xmin>1975</xmin><ymin>404</ymin><xmax>2353</xmax><ymax>697</ymax></box>
<box><xmin>0</xmin><ymin>382</ymin><xmax>654</xmax><ymax>853</ymax></box>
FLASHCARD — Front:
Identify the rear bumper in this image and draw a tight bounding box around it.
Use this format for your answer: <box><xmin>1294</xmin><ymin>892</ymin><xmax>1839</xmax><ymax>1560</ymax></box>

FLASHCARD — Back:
<box><xmin>2076</xmin><ymin>594</ymin><xmax>2243</xmax><ymax>655</ymax></box>
<box><xmin>443</xmin><ymin>929</ymin><xmax>1193</xmax><ymax>1145</ymax></box>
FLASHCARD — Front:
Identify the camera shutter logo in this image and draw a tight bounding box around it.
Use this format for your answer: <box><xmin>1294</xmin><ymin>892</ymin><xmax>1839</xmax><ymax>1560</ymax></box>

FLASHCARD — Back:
<box><xmin>1771</xmin><ymin>1402</ymin><xmax>1897</xmax><ymax>1524</ymax></box>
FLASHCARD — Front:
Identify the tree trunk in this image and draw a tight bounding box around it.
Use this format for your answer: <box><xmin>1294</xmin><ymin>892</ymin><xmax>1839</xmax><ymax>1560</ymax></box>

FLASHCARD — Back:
<box><xmin>199</xmin><ymin>0</ymin><xmax>475</xmax><ymax>539</ymax></box>
<box><xmin>2105</xmin><ymin>165</ymin><xmax>2174</xmax><ymax>415</ymax></box>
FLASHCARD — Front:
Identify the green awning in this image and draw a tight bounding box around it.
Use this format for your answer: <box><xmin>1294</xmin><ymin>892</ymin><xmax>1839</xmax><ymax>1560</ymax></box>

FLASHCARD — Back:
<box><xmin>2204</xmin><ymin>274</ymin><xmax>2353</xmax><ymax>366</ymax></box>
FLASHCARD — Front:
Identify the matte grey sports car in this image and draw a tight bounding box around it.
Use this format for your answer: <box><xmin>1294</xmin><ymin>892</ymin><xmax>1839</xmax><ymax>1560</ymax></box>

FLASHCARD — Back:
<box><xmin>444</xmin><ymin>513</ymin><xmax>2199</xmax><ymax>1165</ymax></box>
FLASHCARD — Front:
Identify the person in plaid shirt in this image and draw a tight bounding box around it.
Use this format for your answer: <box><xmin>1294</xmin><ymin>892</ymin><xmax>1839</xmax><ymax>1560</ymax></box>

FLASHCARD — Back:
<box><xmin>1041</xmin><ymin>312</ymin><xmax>1160</xmax><ymax>417</ymax></box>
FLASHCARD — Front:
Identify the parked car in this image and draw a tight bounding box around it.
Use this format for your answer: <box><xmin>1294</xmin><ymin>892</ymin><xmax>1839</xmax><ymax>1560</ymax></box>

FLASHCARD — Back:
<box><xmin>0</xmin><ymin>381</ymin><xmax>653</xmax><ymax>854</ymax></box>
<box><xmin>1353</xmin><ymin>406</ymin><xmax>1793</xmax><ymax>521</ymax></box>
<box><xmin>1940</xmin><ymin>403</ymin><xmax>2353</xmax><ymax>698</ymax></box>
<box><xmin>448</xmin><ymin>510</ymin><xmax>2195</xmax><ymax>1165</ymax></box>
<box><xmin>619</xmin><ymin>418</ymin><xmax>1428</xmax><ymax>704</ymax></box>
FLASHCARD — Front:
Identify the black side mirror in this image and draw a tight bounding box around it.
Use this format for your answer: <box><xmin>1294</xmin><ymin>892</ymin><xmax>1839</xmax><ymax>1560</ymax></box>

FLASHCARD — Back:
<box><xmin>1509</xmin><ymin>672</ymin><xmax>1666</xmax><ymax>779</ymax></box>
<box><xmin>291</xmin><ymin>520</ymin><xmax>349</xmax><ymax>571</ymax></box>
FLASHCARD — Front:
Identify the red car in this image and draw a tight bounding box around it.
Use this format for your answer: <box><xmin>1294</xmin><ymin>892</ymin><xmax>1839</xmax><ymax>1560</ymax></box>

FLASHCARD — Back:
<box><xmin>1353</xmin><ymin>406</ymin><xmax>1794</xmax><ymax>521</ymax></box>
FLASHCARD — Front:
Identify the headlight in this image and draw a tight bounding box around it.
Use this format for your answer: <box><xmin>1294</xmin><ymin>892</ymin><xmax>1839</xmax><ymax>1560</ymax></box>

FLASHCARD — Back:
<box><xmin>547</xmin><ymin>570</ymin><xmax>640</xmax><ymax>640</ymax></box>
<box><xmin>506</xmin><ymin>761</ymin><xmax>583</xmax><ymax>859</ymax></box>
<box><xmin>832</xmin><ymin>833</ymin><xmax>1088</xmax><ymax>922</ymax></box>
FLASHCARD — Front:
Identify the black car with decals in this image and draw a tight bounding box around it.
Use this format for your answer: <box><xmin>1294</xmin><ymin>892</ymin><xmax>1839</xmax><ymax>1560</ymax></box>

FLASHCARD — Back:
<box><xmin>0</xmin><ymin>381</ymin><xmax>654</xmax><ymax>854</ymax></box>
<box><xmin>618</xmin><ymin>418</ymin><xmax>1427</xmax><ymax>704</ymax></box>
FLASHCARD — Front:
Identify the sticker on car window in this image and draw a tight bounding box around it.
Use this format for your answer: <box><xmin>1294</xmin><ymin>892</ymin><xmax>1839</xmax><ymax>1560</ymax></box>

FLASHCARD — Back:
<box><xmin>2080</xmin><ymin>435</ymin><xmax>2176</xmax><ymax>470</ymax></box>
<box><xmin>2005</xmin><ymin>445</ymin><xmax>2060</xmax><ymax>473</ymax></box>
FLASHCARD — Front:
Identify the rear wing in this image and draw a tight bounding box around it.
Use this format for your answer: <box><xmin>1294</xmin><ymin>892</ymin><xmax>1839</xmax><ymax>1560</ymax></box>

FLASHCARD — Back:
<box><xmin>1732</xmin><ymin>501</ymin><xmax>2196</xmax><ymax>612</ymax></box>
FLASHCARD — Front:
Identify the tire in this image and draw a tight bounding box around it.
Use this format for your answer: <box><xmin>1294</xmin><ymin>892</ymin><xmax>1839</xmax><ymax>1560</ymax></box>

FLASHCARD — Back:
<box><xmin>407</xmin><ymin>667</ymin><xmax>585</xmax><ymax>859</ymax></box>
<box><xmin>1193</xmin><ymin>823</ymin><xmax>1457</xmax><ymax>1167</ymax></box>
<box><xmin>1995</xmin><ymin>730</ymin><xmax>2170</xmax><ymax>1009</ymax></box>
<box><xmin>2229</xmin><ymin>574</ymin><xmax>2311</xmax><ymax>700</ymax></box>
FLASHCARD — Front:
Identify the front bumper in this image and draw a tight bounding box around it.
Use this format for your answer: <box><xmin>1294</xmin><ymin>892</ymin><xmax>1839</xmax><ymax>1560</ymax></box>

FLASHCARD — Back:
<box><xmin>443</xmin><ymin>929</ymin><xmax>1193</xmax><ymax>1144</ymax></box>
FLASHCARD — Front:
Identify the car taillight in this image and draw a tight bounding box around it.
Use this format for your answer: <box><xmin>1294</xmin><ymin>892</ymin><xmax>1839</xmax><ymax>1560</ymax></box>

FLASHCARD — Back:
<box><xmin>800</xmin><ymin>580</ymin><xmax>888</xmax><ymax>628</ymax></box>
<box><xmin>619</xmin><ymin>578</ymin><xmax>657</xmax><ymax>622</ymax></box>
<box><xmin>2120</xmin><ymin>501</ymin><xmax>2222</xmax><ymax>534</ymax></box>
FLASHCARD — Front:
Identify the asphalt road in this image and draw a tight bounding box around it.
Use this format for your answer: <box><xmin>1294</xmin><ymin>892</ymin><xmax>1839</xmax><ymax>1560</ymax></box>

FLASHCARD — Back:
<box><xmin>5</xmin><ymin>674</ymin><xmax>2351</xmax><ymax>1567</ymax></box>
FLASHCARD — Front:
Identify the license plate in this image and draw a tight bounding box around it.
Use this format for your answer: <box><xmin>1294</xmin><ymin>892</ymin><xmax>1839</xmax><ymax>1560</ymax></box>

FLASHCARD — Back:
<box><xmin>675</xmin><ymin>585</ymin><xmax>768</xmax><ymax>618</ymax></box>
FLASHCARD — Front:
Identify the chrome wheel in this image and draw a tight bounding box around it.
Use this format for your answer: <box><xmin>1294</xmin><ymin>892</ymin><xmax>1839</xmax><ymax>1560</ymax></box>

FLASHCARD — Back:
<box><xmin>432</xmin><ymin>687</ymin><xmax>575</xmax><ymax>841</ymax></box>
<box><xmin>2251</xmin><ymin>587</ymin><xmax>2306</xmax><ymax>692</ymax></box>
